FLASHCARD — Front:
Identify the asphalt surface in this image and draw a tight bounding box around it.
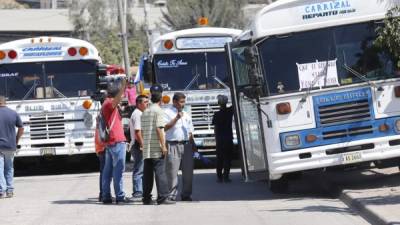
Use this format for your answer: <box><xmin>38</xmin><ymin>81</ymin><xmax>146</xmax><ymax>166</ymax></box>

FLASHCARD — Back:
<box><xmin>7</xmin><ymin>156</ymin><xmax>400</xmax><ymax>225</ymax></box>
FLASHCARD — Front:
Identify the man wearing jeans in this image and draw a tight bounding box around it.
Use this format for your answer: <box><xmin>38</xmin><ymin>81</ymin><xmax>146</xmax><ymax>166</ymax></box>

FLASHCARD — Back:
<box><xmin>101</xmin><ymin>78</ymin><xmax>129</xmax><ymax>204</ymax></box>
<box><xmin>0</xmin><ymin>96</ymin><xmax>24</xmax><ymax>198</ymax></box>
<box><xmin>129</xmin><ymin>95</ymin><xmax>149</xmax><ymax>199</ymax></box>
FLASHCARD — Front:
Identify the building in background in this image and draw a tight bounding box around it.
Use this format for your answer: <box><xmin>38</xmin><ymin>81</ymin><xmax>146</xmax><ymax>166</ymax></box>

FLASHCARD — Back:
<box><xmin>0</xmin><ymin>9</ymin><xmax>72</xmax><ymax>43</ymax></box>
<box><xmin>16</xmin><ymin>0</ymin><xmax>69</xmax><ymax>9</ymax></box>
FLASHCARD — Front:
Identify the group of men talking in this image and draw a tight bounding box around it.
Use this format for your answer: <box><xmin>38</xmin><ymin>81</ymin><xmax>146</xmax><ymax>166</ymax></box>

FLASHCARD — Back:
<box><xmin>98</xmin><ymin>78</ymin><xmax>234</xmax><ymax>205</ymax></box>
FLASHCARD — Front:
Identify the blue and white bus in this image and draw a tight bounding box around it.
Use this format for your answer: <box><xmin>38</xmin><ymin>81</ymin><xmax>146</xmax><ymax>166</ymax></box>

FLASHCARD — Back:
<box><xmin>226</xmin><ymin>0</ymin><xmax>400</xmax><ymax>191</ymax></box>
<box><xmin>144</xmin><ymin>27</ymin><xmax>242</xmax><ymax>157</ymax></box>
<box><xmin>0</xmin><ymin>37</ymin><xmax>103</xmax><ymax>158</ymax></box>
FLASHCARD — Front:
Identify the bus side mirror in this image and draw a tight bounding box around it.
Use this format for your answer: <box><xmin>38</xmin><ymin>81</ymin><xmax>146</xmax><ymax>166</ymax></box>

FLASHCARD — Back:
<box><xmin>96</xmin><ymin>63</ymin><xmax>108</xmax><ymax>92</ymax></box>
<box><xmin>96</xmin><ymin>64</ymin><xmax>108</xmax><ymax>77</ymax></box>
<box><xmin>142</xmin><ymin>56</ymin><xmax>155</xmax><ymax>83</ymax></box>
<box><xmin>243</xmin><ymin>47</ymin><xmax>263</xmax><ymax>98</ymax></box>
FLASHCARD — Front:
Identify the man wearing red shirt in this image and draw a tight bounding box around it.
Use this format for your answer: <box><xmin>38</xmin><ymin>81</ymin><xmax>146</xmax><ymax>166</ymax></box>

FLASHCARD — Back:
<box><xmin>101</xmin><ymin>78</ymin><xmax>129</xmax><ymax>204</ymax></box>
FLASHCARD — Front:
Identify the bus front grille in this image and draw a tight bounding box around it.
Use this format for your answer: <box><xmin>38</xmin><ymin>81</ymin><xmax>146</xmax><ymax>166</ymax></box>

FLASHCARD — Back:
<box><xmin>318</xmin><ymin>99</ymin><xmax>371</xmax><ymax>126</ymax></box>
<box><xmin>190</xmin><ymin>104</ymin><xmax>219</xmax><ymax>131</ymax></box>
<box><xmin>322</xmin><ymin>125</ymin><xmax>373</xmax><ymax>140</ymax></box>
<box><xmin>29</xmin><ymin>113</ymin><xmax>66</xmax><ymax>140</ymax></box>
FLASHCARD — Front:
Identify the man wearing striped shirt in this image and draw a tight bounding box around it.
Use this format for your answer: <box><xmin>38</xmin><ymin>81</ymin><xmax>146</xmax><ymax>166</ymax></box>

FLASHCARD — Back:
<box><xmin>141</xmin><ymin>84</ymin><xmax>175</xmax><ymax>205</ymax></box>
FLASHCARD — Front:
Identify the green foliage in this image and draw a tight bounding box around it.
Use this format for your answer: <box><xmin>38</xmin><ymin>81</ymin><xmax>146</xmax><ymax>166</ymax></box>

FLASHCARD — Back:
<box><xmin>162</xmin><ymin>0</ymin><xmax>248</xmax><ymax>30</ymax></box>
<box><xmin>0</xmin><ymin>0</ymin><xmax>27</xmax><ymax>9</ymax></box>
<box><xmin>69</xmin><ymin>0</ymin><xmax>147</xmax><ymax>66</ymax></box>
<box><xmin>374</xmin><ymin>6</ymin><xmax>400</xmax><ymax>69</ymax></box>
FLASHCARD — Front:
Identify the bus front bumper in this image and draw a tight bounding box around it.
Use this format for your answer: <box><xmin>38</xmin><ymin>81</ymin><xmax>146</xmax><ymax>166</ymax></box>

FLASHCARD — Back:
<box><xmin>15</xmin><ymin>144</ymin><xmax>95</xmax><ymax>157</ymax></box>
<box><xmin>269</xmin><ymin>135</ymin><xmax>400</xmax><ymax>180</ymax></box>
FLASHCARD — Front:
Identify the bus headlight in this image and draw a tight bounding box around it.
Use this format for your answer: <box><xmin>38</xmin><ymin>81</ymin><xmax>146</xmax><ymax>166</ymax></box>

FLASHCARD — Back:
<box><xmin>284</xmin><ymin>134</ymin><xmax>301</xmax><ymax>147</ymax></box>
<box><xmin>83</xmin><ymin>112</ymin><xmax>93</xmax><ymax>128</ymax></box>
<box><xmin>395</xmin><ymin>120</ymin><xmax>400</xmax><ymax>132</ymax></box>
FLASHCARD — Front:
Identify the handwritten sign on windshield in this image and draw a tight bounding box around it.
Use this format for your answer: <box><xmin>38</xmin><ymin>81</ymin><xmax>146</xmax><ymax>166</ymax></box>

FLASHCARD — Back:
<box><xmin>297</xmin><ymin>59</ymin><xmax>339</xmax><ymax>90</ymax></box>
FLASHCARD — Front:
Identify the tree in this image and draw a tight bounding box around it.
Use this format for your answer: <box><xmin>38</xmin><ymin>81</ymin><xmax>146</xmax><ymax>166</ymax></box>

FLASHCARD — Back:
<box><xmin>374</xmin><ymin>6</ymin><xmax>400</xmax><ymax>69</ymax></box>
<box><xmin>162</xmin><ymin>0</ymin><xmax>248</xmax><ymax>30</ymax></box>
<box><xmin>68</xmin><ymin>0</ymin><xmax>147</xmax><ymax>66</ymax></box>
<box><xmin>0</xmin><ymin>0</ymin><xmax>27</xmax><ymax>9</ymax></box>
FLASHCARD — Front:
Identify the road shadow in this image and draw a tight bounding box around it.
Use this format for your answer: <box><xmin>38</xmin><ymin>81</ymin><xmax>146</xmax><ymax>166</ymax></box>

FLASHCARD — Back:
<box><xmin>264</xmin><ymin>204</ymin><xmax>358</xmax><ymax>215</ymax></box>
<box><xmin>188</xmin><ymin>170</ymin><xmax>337</xmax><ymax>202</ymax></box>
<box><xmin>52</xmin><ymin>197</ymin><xmax>144</xmax><ymax>206</ymax></box>
<box><xmin>14</xmin><ymin>154</ymin><xmax>100</xmax><ymax>177</ymax></box>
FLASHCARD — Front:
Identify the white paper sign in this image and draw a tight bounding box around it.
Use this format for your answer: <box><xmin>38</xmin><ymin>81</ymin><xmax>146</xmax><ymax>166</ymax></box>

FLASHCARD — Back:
<box><xmin>297</xmin><ymin>59</ymin><xmax>339</xmax><ymax>89</ymax></box>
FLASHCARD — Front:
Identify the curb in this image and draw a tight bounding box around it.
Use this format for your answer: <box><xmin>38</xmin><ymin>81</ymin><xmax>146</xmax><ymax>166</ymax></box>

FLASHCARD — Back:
<box><xmin>340</xmin><ymin>191</ymin><xmax>387</xmax><ymax>225</ymax></box>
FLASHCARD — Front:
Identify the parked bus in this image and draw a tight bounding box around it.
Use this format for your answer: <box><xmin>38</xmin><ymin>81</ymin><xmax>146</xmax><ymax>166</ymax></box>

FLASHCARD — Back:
<box><xmin>0</xmin><ymin>37</ymin><xmax>104</xmax><ymax>158</ymax></box>
<box><xmin>226</xmin><ymin>0</ymin><xmax>400</xmax><ymax>191</ymax></box>
<box><xmin>143</xmin><ymin>27</ymin><xmax>242</xmax><ymax>157</ymax></box>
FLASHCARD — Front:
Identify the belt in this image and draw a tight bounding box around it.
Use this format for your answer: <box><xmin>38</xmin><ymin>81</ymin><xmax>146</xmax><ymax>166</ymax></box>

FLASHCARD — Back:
<box><xmin>167</xmin><ymin>140</ymin><xmax>189</xmax><ymax>145</ymax></box>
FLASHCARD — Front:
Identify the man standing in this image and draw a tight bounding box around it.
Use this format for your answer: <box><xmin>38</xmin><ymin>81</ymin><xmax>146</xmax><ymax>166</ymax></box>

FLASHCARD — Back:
<box><xmin>129</xmin><ymin>95</ymin><xmax>149</xmax><ymax>199</ymax></box>
<box><xmin>212</xmin><ymin>95</ymin><xmax>234</xmax><ymax>183</ymax></box>
<box><xmin>141</xmin><ymin>84</ymin><xmax>174</xmax><ymax>205</ymax></box>
<box><xmin>101</xmin><ymin>78</ymin><xmax>129</xmax><ymax>204</ymax></box>
<box><xmin>164</xmin><ymin>92</ymin><xmax>196</xmax><ymax>201</ymax></box>
<box><xmin>0</xmin><ymin>96</ymin><xmax>24</xmax><ymax>198</ymax></box>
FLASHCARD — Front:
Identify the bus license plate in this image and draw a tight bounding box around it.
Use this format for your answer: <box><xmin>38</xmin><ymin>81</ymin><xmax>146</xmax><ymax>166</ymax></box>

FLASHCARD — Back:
<box><xmin>203</xmin><ymin>139</ymin><xmax>216</xmax><ymax>146</ymax></box>
<box><xmin>40</xmin><ymin>148</ymin><xmax>56</xmax><ymax>156</ymax></box>
<box><xmin>341</xmin><ymin>152</ymin><xmax>362</xmax><ymax>164</ymax></box>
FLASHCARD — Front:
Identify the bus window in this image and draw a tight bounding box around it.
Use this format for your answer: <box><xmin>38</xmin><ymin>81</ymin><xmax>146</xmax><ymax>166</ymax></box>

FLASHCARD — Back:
<box><xmin>153</xmin><ymin>51</ymin><xmax>230</xmax><ymax>91</ymax></box>
<box><xmin>0</xmin><ymin>60</ymin><xmax>97</xmax><ymax>100</ymax></box>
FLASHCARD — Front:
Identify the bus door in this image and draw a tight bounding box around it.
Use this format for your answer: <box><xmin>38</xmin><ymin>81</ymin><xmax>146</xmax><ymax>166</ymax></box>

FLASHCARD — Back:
<box><xmin>226</xmin><ymin>41</ymin><xmax>268</xmax><ymax>181</ymax></box>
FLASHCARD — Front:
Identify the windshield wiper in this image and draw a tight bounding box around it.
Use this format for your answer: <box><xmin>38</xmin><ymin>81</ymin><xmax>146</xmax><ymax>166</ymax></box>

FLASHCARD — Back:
<box><xmin>17</xmin><ymin>79</ymin><xmax>39</xmax><ymax>108</ymax></box>
<box><xmin>213</xmin><ymin>76</ymin><xmax>229</xmax><ymax>89</ymax></box>
<box><xmin>341</xmin><ymin>50</ymin><xmax>383</xmax><ymax>91</ymax></box>
<box><xmin>343</xmin><ymin>64</ymin><xmax>383</xmax><ymax>91</ymax></box>
<box><xmin>184</xmin><ymin>65</ymin><xmax>200</xmax><ymax>91</ymax></box>
<box><xmin>47</xmin><ymin>75</ymin><xmax>67</xmax><ymax>98</ymax></box>
<box><xmin>300</xmin><ymin>59</ymin><xmax>330</xmax><ymax>102</ymax></box>
<box><xmin>300</xmin><ymin>47</ymin><xmax>333</xmax><ymax>103</ymax></box>
<box><xmin>211</xmin><ymin>66</ymin><xmax>229</xmax><ymax>89</ymax></box>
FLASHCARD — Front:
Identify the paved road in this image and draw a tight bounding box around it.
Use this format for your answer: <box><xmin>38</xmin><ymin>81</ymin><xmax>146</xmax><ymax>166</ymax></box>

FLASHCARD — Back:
<box><xmin>0</xmin><ymin>168</ymin><xmax>369</xmax><ymax>225</ymax></box>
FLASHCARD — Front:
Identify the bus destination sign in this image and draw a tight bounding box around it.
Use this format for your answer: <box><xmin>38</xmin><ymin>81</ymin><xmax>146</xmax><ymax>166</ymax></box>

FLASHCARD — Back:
<box><xmin>176</xmin><ymin>36</ymin><xmax>232</xmax><ymax>49</ymax></box>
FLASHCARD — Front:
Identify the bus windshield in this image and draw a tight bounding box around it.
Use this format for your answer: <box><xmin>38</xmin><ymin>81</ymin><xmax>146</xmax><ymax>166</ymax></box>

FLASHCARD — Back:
<box><xmin>153</xmin><ymin>51</ymin><xmax>229</xmax><ymax>91</ymax></box>
<box><xmin>0</xmin><ymin>60</ymin><xmax>98</xmax><ymax>101</ymax></box>
<box><xmin>258</xmin><ymin>22</ymin><xmax>396</xmax><ymax>96</ymax></box>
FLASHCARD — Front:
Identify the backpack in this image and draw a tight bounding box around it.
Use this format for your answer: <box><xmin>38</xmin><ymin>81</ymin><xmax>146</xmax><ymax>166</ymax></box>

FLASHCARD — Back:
<box><xmin>96</xmin><ymin>109</ymin><xmax>117</xmax><ymax>143</ymax></box>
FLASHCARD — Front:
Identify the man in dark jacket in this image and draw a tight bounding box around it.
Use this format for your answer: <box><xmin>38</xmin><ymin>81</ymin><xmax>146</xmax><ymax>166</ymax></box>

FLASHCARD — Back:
<box><xmin>0</xmin><ymin>96</ymin><xmax>24</xmax><ymax>198</ymax></box>
<box><xmin>212</xmin><ymin>95</ymin><xmax>234</xmax><ymax>183</ymax></box>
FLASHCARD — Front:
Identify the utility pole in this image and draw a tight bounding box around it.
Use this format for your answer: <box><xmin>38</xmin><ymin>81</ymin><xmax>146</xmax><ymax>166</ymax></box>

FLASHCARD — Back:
<box><xmin>117</xmin><ymin>0</ymin><xmax>131</xmax><ymax>79</ymax></box>
<box><xmin>143</xmin><ymin>0</ymin><xmax>151</xmax><ymax>48</ymax></box>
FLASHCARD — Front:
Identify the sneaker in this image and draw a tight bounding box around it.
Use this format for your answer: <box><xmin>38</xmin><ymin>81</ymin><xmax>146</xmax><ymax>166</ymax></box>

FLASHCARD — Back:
<box><xmin>116</xmin><ymin>197</ymin><xmax>133</xmax><ymax>204</ymax></box>
<box><xmin>6</xmin><ymin>192</ymin><xmax>13</xmax><ymax>198</ymax></box>
<box><xmin>157</xmin><ymin>199</ymin><xmax>176</xmax><ymax>205</ymax></box>
<box><xmin>181</xmin><ymin>196</ymin><xmax>192</xmax><ymax>202</ymax></box>
<box><xmin>132</xmin><ymin>192</ymin><xmax>143</xmax><ymax>199</ymax></box>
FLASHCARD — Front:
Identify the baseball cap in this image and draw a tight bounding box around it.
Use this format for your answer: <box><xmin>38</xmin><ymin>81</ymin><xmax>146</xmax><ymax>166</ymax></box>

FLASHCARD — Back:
<box><xmin>150</xmin><ymin>84</ymin><xmax>163</xmax><ymax>93</ymax></box>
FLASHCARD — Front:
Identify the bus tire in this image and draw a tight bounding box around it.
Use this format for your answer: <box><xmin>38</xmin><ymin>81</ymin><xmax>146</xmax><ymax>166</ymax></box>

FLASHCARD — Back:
<box><xmin>268</xmin><ymin>177</ymin><xmax>289</xmax><ymax>193</ymax></box>
<box><xmin>286</xmin><ymin>171</ymin><xmax>303</xmax><ymax>180</ymax></box>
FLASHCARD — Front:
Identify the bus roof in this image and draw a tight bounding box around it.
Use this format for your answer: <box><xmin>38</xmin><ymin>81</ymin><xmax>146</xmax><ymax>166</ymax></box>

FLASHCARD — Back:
<box><xmin>248</xmin><ymin>0</ymin><xmax>400</xmax><ymax>41</ymax></box>
<box><xmin>151</xmin><ymin>27</ymin><xmax>242</xmax><ymax>54</ymax></box>
<box><xmin>0</xmin><ymin>36</ymin><xmax>101</xmax><ymax>64</ymax></box>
